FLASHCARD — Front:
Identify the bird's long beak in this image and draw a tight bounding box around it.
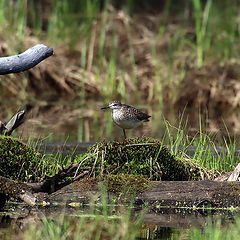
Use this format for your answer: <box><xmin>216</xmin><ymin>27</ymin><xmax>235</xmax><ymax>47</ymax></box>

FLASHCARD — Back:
<box><xmin>101</xmin><ymin>106</ymin><xmax>110</xmax><ymax>110</ymax></box>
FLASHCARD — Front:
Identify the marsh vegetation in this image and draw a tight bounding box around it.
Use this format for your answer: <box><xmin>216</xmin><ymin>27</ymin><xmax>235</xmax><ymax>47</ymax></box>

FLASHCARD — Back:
<box><xmin>1</xmin><ymin>0</ymin><xmax>240</xmax><ymax>239</ymax></box>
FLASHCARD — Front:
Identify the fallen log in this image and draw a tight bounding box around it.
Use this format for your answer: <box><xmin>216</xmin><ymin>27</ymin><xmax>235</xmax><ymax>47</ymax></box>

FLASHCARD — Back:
<box><xmin>136</xmin><ymin>181</ymin><xmax>240</xmax><ymax>209</ymax></box>
<box><xmin>4</xmin><ymin>180</ymin><xmax>239</xmax><ymax>229</ymax></box>
<box><xmin>45</xmin><ymin>180</ymin><xmax>240</xmax><ymax>209</ymax></box>
<box><xmin>0</xmin><ymin>44</ymin><xmax>53</xmax><ymax>75</ymax></box>
<box><xmin>2</xmin><ymin>176</ymin><xmax>240</xmax><ymax>212</ymax></box>
<box><xmin>1</xmin><ymin>136</ymin><xmax>240</xmax><ymax>210</ymax></box>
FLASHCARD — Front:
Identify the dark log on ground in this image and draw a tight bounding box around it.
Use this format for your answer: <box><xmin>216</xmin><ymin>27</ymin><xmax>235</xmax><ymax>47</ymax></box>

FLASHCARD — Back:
<box><xmin>0</xmin><ymin>44</ymin><xmax>53</xmax><ymax>75</ymax></box>
<box><xmin>0</xmin><ymin>164</ymin><xmax>89</xmax><ymax>209</ymax></box>
<box><xmin>45</xmin><ymin>181</ymin><xmax>240</xmax><ymax>209</ymax></box>
<box><xmin>1</xmin><ymin>166</ymin><xmax>240</xmax><ymax>210</ymax></box>
<box><xmin>4</xmin><ymin>180</ymin><xmax>239</xmax><ymax>229</ymax></box>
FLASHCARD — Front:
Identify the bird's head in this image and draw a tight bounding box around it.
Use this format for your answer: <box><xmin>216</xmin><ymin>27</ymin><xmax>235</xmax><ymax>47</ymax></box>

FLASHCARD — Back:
<box><xmin>101</xmin><ymin>101</ymin><xmax>122</xmax><ymax>110</ymax></box>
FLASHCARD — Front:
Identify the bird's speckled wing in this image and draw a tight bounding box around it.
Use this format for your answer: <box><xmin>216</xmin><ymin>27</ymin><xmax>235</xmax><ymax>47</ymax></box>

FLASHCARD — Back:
<box><xmin>124</xmin><ymin>104</ymin><xmax>151</xmax><ymax>121</ymax></box>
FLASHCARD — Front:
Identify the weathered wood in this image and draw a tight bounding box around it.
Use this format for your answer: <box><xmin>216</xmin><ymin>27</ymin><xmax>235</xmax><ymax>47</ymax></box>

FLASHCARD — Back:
<box><xmin>3</xmin><ymin>180</ymin><xmax>239</xmax><ymax>229</ymax></box>
<box><xmin>46</xmin><ymin>181</ymin><xmax>240</xmax><ymax>209</ymax></box>
<box><xmin>136</xmin><ymin>181</ymin><xmax>240</xmax><ymax>208</ymax></box>
<box><xmin>2</xmin><ymin>174</ymin><xmax>240</xmax><ymax>209</ymax></box>
<box><xmin>0</xmin><ymin>44</ymin><xmax>53</xmax><ymax>75</ymax></box>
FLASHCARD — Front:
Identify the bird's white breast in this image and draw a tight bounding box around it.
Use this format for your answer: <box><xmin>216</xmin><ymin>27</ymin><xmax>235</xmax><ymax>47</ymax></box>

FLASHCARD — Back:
<box><xmin>112</xmin><ymin>110</ymin><xmax>143</xmax><ymax>129</ymax></box>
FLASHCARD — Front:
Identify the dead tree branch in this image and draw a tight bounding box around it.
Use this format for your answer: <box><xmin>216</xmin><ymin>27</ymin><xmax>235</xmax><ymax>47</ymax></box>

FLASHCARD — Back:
<box><xmin>0</xmin><ymin>44</ymin><xmax>53</xmax><ymax>75</ymax></box>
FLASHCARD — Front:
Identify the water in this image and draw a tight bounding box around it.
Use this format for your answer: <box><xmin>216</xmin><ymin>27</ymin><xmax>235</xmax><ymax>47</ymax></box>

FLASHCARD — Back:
<box><xmin>3</xmin><ymin>101</ymin><xmax>239</xmax><ymax>144</ymax></box>
<box><xmin>0</xmin><ymin>200</ymin><xmax>238</xmax><ymax>239</ymax></box>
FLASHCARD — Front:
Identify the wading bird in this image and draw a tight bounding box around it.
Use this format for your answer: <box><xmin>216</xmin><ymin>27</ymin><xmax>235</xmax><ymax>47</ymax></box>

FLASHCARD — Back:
<box><xmin>101</xmin><ymin>101</ymin><xmax>151</xmax><ymax>138</ymax></box>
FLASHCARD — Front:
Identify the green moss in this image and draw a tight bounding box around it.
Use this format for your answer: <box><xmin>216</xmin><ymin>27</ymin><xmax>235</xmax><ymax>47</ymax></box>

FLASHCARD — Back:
<box><xmin>0</xmin><ymin>136</ymin><xmax>41</xmax><ymax>182</ymax></box>
<box><xmin>105</xmin><ymin>174</ymin><xmax>150</xmax><ymax>195</ymax></box>
<box><xmin>76</xmin><ymin>137</ymin><xmax>202</xmax><ymax>180</ymax></box>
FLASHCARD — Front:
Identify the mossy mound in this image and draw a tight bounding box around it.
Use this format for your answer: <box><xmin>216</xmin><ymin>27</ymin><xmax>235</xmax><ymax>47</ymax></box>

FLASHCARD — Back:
<box><xmin>77</xmin><ymin>137</ymin><xmax>202</xmax><ymax>180</ymax></box>
<box><xmin>0</xmin><ymin>136</ymin><xmax>41</xmax><ymax>182</ymax></box>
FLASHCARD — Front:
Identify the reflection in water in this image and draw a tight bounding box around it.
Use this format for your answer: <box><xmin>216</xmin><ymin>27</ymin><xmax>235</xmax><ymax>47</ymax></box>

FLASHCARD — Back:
<box><xmin>0</xmin><ymin>201</ymin><xmax>238</xmax><ymax>240</ymax></box>
<box><xmin>1</xmin><ymin>101</ymin><xmax>240</xmax><ymax>143</ymax></box>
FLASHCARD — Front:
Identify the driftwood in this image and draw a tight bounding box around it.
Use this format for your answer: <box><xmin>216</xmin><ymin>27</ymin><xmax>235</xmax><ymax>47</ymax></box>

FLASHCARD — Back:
<box><xmin>0</xmin><ymin>44</ymin><xmax>53</xmax><ymax>75</ymax></box>
<box><xmin>228</xmin><ymin>163</ymin><xmax>240</xmax><ymax>181</ymax></box>
<box><xmin>2</xmin><ymin>177</ymin><xmax>240</xmax><ymax>210</ymax></box>
<box><xmin>2</xmin><ymin>180</ymin><xmax>239</xmax><ymax>230</ymax></box>
<box><xmin>137</xmin><ymin>181</ymin><xmax>240</xmax><ymax>208</ymax></box>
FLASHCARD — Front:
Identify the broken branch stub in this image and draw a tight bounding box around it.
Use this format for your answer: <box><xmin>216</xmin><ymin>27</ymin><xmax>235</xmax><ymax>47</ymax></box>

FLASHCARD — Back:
<box><xmin>0</xmin><ymin>44</ymin><xmax>53</xmax><ymax>75</ymax></box>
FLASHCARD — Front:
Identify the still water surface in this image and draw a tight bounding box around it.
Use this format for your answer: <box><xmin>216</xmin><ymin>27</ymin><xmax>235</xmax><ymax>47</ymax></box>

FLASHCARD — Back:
<box><xmin>0</xmin><ymin>200</ymin><xmax>238</xmax><ymax>239</ymax></box>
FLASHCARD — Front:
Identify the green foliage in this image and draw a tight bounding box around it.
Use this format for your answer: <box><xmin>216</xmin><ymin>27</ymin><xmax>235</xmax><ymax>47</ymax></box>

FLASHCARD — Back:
<box><xmin>47</xmin><ymin>0</ymin><xmax>101</xmax><ymax>46</ymax></box>
<box><xmin>77</xmin><ymin>137</ymin><xmax>203</xmax><ymax>180</ymax></box>
<box><xmin>162</xmin><ymin>116</ymin><xmax>238</xmax><ymax>173</ymax></box>
<box><xmin>0</xmin><ymin>136</ymin><xmax>41</xmax><ymax>182</ymax></box>
<box><xmin>1</xmin><ymin>0</ymin><xmax>240</xmax><ymax>103</ymax></box>
<box><xmin>0</xmin><ymin>0</ymin><xmax>27</xmax><ymax>49</ymax></box>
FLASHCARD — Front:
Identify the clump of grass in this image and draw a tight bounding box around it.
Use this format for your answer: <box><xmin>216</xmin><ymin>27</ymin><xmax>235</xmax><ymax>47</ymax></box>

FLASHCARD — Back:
<box><xmin>162</xmin><ymin>115</ymin><xmax>238</xmax><ymax>174</ymax></box>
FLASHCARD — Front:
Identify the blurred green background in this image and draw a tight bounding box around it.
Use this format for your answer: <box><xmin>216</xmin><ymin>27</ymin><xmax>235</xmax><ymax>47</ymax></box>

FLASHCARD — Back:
<box><xmin>0</xmin><ymin>0</ymin><xmax>240</xmax><ymax>142</ymax></box>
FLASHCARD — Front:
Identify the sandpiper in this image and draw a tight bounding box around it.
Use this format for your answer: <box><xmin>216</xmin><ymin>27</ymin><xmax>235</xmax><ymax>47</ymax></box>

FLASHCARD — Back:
<box><xmin>101</xmin><ymin>101</ymin><xmax>151</xmax><ymax>138</ymax></box>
